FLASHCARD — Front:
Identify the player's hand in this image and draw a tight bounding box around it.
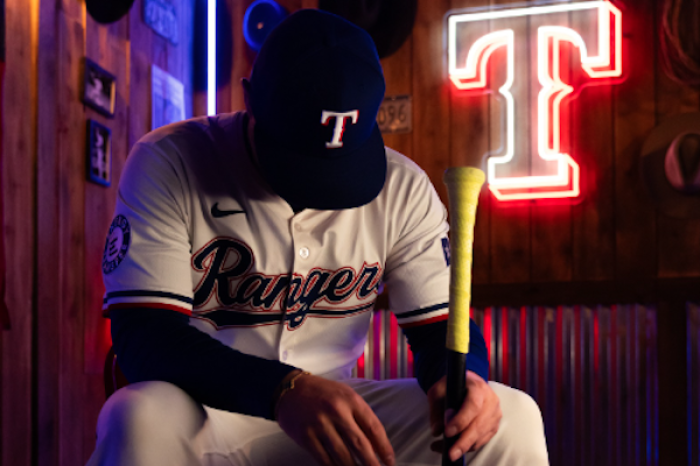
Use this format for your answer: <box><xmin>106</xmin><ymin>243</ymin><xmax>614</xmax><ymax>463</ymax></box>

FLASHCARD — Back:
<box><xmin>276</xmin><ymin>372</ymin><xmax>395</xmax><ymax>466</ymax></box>
<box><xmin>426</xmin><ymin>371</ymin><xmax>501</xmax><ymax>461</ymax></box>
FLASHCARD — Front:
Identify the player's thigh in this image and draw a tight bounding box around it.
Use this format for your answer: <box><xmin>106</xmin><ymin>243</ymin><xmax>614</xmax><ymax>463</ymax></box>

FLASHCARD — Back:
<box><xmin>96</xmin><ymin>381</ymin><xmax>207</xmax><ymax>442</ymax></box>
<box><xmin>89</xmin><ymin>381</ymin><xmax>211</xmax><ymax>466</ymax></box>
<box><xmin>98</xmin><ymin>382</ymin><xmax>315</xmax><ymax>466</ymax></box>
<box><xmin>201</xmin><ymin>380</ymin><xmax>435</xmax><ymax>466</ymax></box>
<box><xmin>343</xmin><ymin>378</ymin><xmax>548</xmax><ymax>466</ymax></box>
<box><xmin>344</xmin><ymin>378</ymin><xmax>442</xmax><ymax>466</ymax></box>
<box><xmin>466</xmin><ymin>382</ymin><xmax>548</xmax><ymax>466</ymax></box>
<box><xmin>200</xmin><ymin>406</ymin><xmax>317</xmax><ymax>466</ymax></box>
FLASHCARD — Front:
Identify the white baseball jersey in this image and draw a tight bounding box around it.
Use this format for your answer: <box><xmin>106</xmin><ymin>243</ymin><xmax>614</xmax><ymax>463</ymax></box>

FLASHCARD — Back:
<box><xmin>102</xmin><ymin>111</ymin><xmax>451</xmax><ymax>380</ymax></box>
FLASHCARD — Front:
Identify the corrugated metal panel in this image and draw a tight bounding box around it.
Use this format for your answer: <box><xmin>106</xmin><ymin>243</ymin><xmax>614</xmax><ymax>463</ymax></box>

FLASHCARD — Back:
<box><xmin>689</xmin><ymin>302</ymin><xmax>700</xmax><ymax>466</ymax></box>
<box><xmin>357</xmin><ymin>305</ymin><xmax>659</xmax><ymax>466</ymax></box>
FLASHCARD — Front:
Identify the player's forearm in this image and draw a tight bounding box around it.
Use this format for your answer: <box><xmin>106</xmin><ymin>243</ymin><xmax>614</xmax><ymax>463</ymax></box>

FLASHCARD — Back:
<box><xmin>403</xmin><ymin>319</ymin><xmax>489</xmax><ymax>392</ymax></box>
<box><xmin>110</xmin><ymin>307</ymin><xmax>298</xmax><ymax>420</ymax></box>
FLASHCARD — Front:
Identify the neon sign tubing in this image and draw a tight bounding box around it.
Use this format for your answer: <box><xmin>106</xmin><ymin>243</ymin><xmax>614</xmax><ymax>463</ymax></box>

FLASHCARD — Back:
<box><xmin>447</xmin><ymin>1</ymin><xmax>621</xmax><ymax>200</ymax></box>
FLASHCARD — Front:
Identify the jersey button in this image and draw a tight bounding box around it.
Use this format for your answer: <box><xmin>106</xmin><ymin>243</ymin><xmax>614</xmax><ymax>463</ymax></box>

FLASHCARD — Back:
<box><xmin>281</xmin><ymin>350</ymin><xmax>288</xmax><ymax>361</ymax></box>
<box><xmin>299</xmin><ymin>247</ymin><xmax>310</xmax><ymax>259</ymax></box>
<box><xmin>294</xmin><ymin>224</ymin><xmax>302</xmax><ymax>231</ymax></box>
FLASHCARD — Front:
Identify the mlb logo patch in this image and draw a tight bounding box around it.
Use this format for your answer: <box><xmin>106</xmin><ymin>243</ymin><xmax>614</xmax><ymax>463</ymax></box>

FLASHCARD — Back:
<box><xmin>103</xmin><ymin>215</ymin><xmax>131</xmax><ymax>274</ymax></box>
<box><xmin>441</xmin><ymin>237</ymin><xmax>451</xmax><ymax>266</ymax></box>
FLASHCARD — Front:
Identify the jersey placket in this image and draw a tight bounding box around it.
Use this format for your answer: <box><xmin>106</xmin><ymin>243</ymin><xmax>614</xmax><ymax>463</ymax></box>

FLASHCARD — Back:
<box><xmin>279</xmin><ymin>212</ymin><xmax>314</xmax><ymax>365</ymax></box>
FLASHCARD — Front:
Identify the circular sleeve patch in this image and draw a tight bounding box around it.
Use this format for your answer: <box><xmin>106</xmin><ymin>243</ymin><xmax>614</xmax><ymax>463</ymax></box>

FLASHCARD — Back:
<box><xmin>102</xmin><ymin>215</ymin><xmax>131</xmax><ymax>274</ymax></box>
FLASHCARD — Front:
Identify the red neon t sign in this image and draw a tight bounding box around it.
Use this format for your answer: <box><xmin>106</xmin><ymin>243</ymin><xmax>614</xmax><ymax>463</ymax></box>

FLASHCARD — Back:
<box><xmin>447</xmin><ymin>1</ymin><xmax>622</xmax><ymax>201</ymax></box>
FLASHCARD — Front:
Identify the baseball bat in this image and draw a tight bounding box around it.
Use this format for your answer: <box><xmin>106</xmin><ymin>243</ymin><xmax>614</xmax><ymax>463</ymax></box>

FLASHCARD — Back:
<box><xmin>442</xmin><ymin>167</ymin><xmax>485</xmax><ymax>466</ymax></box>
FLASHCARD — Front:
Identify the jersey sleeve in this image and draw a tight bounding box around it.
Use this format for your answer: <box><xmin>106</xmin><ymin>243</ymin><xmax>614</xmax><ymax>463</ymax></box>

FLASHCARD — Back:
<box><xmin>383</xmin><ymin>167</ymin><xmax>451</xmax><ymax>328</ymax></box>
<box><xmin>102</xmin><ymin>142</ymin><xmax>193</xmax><ymax>316</ymax></box>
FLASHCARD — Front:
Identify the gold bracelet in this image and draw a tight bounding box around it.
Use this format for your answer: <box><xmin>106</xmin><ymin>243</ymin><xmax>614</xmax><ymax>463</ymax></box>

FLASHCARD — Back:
<box><xmin>274</xmin><ymin>371</ymin><xmax>311</xmax><ymax>420</ymax></box>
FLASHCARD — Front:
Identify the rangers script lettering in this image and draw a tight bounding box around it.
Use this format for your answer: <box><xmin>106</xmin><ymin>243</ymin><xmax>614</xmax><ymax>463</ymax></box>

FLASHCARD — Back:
<box><xmin>192</xmin><ymin>237</ymin><xmax>382</xmax><ymax>329</ymax></box>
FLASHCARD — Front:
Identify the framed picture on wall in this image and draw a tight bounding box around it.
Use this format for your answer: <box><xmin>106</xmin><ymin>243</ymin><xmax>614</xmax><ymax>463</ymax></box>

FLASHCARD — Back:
<box><xmin>143</xmin><ymin>0</ymin><xmax>178</xmax><ymax>45</ymax></box>
<box><xmin>83</xmin><ymin>58</ymin><xmax>116</xmax><ymax>118</ymax></box>
<box><xmin>151</xmin><ymin>64</ymin><xmax>185</xmax><ymax>130</ymax></box>
<box><xmin>86</xmin><ymin>119</ymin><xmax>112</xmax><ymax>187</ymax></box>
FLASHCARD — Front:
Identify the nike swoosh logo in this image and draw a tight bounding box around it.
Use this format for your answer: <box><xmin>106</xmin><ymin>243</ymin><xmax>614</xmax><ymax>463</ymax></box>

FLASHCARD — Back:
<box><xmin>211</xmin><ymin>202</ymin><xmax>246</xmax><ymax>218</ymax></box>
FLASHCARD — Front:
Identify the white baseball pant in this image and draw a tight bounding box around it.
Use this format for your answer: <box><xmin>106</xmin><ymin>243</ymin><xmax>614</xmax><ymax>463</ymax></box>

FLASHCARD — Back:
<box><xmin>86</xmin><ymin>378</ymin><xmax>549</xmax><ymax>466</ymax></box>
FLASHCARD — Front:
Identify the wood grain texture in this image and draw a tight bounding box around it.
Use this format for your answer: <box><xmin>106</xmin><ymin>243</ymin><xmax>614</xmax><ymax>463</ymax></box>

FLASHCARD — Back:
<box><xmin>56</xmin><ymin>8</ymin><xmax>87</xmax><ymax>465</ymax></box>
<box><xmin>83</xmin><ymin>10</ymin><xmax>128</xmax><ymax>377</ymax></box>
<box><xmin>31</xmin><ymin>2</ymin><xmax>196</xmax><ymax>465</ymax></box>
<box><xmin>449</xmin><ymin>0</ymin><xmax>491</xmax><ymax>284</ymax></box>
<box><xmin>412</xmin><ymin>0</ymin><xmax>451</xmax><ymax>205</ymax></box>
<box><xmin>225</xmin><ymin>0</ymin><xmax>314</xmax><ymax>115</ymax></box>
<box><xmin>128</xmin><ymin>0</ymin><xmax>154</xmax><ymax>148</ymax></box>
<box><xmin>654</xmin><ymin>30</ymin><xmax>700</xmax><ymax>279</ymax></box>
<box><xmin>570</xmin><ymin>48</ymin><xmax>615</xmax><ymax>282</ymax></box>
<box><xmin>657</xmin><ymin>215</ymin><xmax>700</xmax><ymax>278</ymax></box>
<box><xmin>35</xmin><ymin>0</ymin><xmax>60</xmax><ymax>462</ymax></box>
<box><xmin>300</xmin><ymin>0</ymin><xmax>317</xmax><ymax>8</ymax></box>
<box><xmin>276</xmin><ymin>1</ymin><xmax>302</xmax><ymax>15</ymax></box>
<box><xmin>471</xmin><ymin>276</ymin><xmax>700</xmax><ymax>308</ymax></box>
<box><xmin>380</xmin><ymin>36</ymin><xmax>413</xmax><ymax>159</ymax></box>
<box><xmin>229</xmin><ymin>0</ymin><xmax>255</xmax><ymax>112</ymax></box>
<box><xmin>531</xmin><ymin>203</ymin><xmax>573</xmax><ymax>281</ymax></box>
<box><xmin>1</xmin><ymin>1</ymin><xmax>38</xmax><ymax>466</ymax></box>
<box><xmin>613</xmin><ymin>0</ymin><xmax>657</xmax><ymax>281</ymax></box>
<box><xmin>174</xmin><ymin>0</ymin><xmax>194</xmax><ymax>119</ymax></box>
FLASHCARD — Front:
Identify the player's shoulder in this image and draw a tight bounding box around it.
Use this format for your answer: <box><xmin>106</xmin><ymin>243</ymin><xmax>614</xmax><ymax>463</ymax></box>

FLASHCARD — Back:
<box><xmin>385</xmin><ymin>147</ymin><xmax>425</xmax><ymax>174</ymax></box>
<box><xmin>384</xmin><ymin>146</ymin><xmax>432</xmax><ymax>187</ymax></box>
<box><xmin>122</xmin><ymin>113</ymin><xmax>244</xmax><ymax>190</ymax></box>
<box><xmin>133</xmin><ymin>112</ymin><xmax>243</xmax><ymax>160</ymax></box>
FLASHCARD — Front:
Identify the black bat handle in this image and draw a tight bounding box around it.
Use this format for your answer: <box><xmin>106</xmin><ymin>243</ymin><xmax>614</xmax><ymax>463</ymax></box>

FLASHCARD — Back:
<box><xmin>442</xmin><ymin>350</ymin><xmax>468</xmax><ymax>466</ymax></box>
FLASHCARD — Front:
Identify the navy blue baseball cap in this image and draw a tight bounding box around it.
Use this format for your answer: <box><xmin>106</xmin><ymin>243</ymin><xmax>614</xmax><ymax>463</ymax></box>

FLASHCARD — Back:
<box><xmin>248</xmin><ymin>9</ymin><xmax>387</xmax><ymax>210</ymax></box>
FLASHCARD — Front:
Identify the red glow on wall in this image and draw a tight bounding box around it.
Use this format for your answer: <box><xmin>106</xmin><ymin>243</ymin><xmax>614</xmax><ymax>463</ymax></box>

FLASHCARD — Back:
<box><xmin>389</xmin><ymin>312</ymin><xmax>398</xmax><ymax>379</ymax></box>
<box><xmin>501</xmin><ymin>307</ymin><xmax>509</xmax><ymax>385</ymax></box>
<box><xmin>104</xmin><ymin>318</ymin><xmax>112</xmax><ymax>348</ymax></box>
<box><xmin>357</xmin><ymin>351</ymin><xmax>365</xmax><ymax>378</ymax></box>
<box><xmin>484</xmin><ymin>307</ymin><xmax>492</xmax><ymax>368</ymax></box>
<box><xmin>447</xmin><ymin>1</ymin><xmax>623</xmax><ymax>202</ymax></box>
<box><xmin>520</xmin><ymin>307</ymin><xmax>527</xmax><ymax>389</ymax></box>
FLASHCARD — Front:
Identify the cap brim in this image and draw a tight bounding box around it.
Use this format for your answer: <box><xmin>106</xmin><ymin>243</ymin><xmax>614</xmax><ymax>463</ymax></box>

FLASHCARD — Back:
<box><xmin>255</xmin><ymin>123</ymin><xmax>387</xmax><ymax>210</ymax></box>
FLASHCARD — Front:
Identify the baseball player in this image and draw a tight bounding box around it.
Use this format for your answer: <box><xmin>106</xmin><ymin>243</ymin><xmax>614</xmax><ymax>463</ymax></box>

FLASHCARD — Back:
<box><xmin>87</xmin><ymin>9</ymin><xmax>548</xmax><ymax>466</ymax></box>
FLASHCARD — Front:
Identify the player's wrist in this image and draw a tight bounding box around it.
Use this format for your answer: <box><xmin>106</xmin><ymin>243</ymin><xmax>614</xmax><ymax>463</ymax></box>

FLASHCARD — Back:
<box><xmin>272</xmin><ymin>369</ymin><xmax>310</xmax><ymax>420</ymax></box>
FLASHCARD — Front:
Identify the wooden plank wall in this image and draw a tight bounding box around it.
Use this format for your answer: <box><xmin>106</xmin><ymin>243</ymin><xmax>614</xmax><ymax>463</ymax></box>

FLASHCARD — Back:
<box><xmin>1</xmin><ymin>1</ymin><xmax>38</xmax><ymax>466</ymax></box>
<box><xmin>2</xmin><ymin>0</ymin><xmax>194</xmax><ymax>464</ymax></box>
<box><xmin>379</xmin><ymin>0</ymin><xmax>700</xmax><ymax>292</ymax></box>
<box><xmin>213</xmin><ymin>0</ymin><xmax>318</xmax><ymax>116</ymax></box>
<box><xmin>381</xmin><ymin>0</ymin><xmax>700</xmax><ymax>288</ymax></box>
